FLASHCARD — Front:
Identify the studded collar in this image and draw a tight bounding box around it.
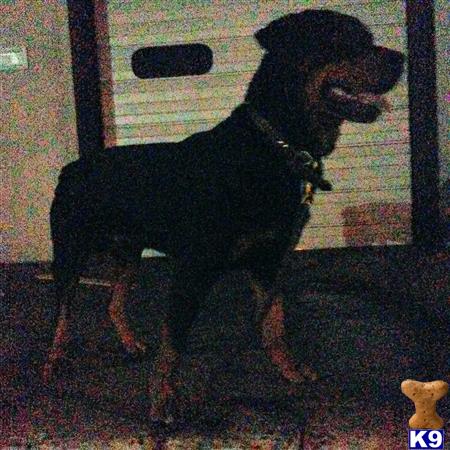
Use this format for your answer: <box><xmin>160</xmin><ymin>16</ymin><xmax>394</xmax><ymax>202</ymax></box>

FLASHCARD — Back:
<box><xmin>244</xmin><ymin>103</ymin><xmax>332</xmax><ymax>194</ymax></box>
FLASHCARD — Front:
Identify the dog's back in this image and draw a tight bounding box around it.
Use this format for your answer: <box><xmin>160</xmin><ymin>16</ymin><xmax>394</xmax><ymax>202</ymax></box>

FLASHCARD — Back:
<box><xmin>51</xmin><ymin>142</ymin><xmax>175</xmax><ymax>251</ymax></box>
<box><xmin>50</xmin><ymin>121</ymin><xmax>244</xmax><ymax>263</ymax></box>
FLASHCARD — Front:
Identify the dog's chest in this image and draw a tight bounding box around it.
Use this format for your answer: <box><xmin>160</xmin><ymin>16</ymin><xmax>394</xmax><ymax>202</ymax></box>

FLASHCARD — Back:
<box><xmin>230</xmin><ymin>178</ymin><xmax>311</xmax><ymax>261</ymax></box>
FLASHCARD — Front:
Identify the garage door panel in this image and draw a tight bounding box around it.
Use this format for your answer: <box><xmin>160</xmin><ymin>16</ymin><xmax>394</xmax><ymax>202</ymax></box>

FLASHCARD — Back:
<box><xmin>113</xmin><ymin>72</ymin><xmax>254</xmax><ymax>96</ymax></box>
<box><xmin>104</xmin><ymin>0</ymin><xmax>411</xmax><ymax>250</ymax></box>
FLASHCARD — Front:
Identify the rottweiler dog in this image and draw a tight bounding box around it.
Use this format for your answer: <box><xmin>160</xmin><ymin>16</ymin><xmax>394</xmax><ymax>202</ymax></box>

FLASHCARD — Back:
<box><xmin>44</xmin><ymin>8</ymin><xmax>404</xmax><ymax>417</ymax></box>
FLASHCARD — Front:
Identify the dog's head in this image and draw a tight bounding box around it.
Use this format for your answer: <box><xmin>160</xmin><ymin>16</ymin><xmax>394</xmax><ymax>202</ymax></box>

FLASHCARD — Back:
<box><xmin>250</xmin><ymin>9</ymin><xmax>405</xmax><ymax>155</ymax></box>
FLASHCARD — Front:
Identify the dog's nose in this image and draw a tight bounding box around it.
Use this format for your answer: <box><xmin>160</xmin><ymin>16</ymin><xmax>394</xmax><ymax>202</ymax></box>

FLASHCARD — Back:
<box><xmin>369</xmin><ymin>47</ymin><xmax>405</xmax><ymax>93</ymax></box>
<box><xmin>379</xmin><ymin>47</ymin><xmax>404</xmax><ymax>68</ymax></box>
<box><xmin>376</xmin><ymin>46</ymin><xmax>404</xmax><ymax>66</ymax></box>
<box><xmin>389</xmin><ymin>50</ymin><xmax>405</xmax><ymax>67</ymax></box>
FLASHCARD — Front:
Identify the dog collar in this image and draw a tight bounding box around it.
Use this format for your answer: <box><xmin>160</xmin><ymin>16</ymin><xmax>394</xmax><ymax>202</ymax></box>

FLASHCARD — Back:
<box><xmin>244</xmin><ymin>103</ymin><xmax>332</xmax><ymax>201</ymax></box>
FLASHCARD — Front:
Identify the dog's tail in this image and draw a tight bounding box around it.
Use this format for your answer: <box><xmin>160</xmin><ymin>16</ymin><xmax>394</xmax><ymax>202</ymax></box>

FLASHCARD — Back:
<box><xmin>50</xmin><ymin>158</ymin><xmax>95</xmax><ymax>242</ymax></box>
<box><xmin>54</xmin><ymin>159</ymin><xmax>87</xmax><ymax>197</ymax></box>
<box><xmin>50</xmin><ymin>158</ymin><xmax>98</xmax><ymax>285</ymax></box>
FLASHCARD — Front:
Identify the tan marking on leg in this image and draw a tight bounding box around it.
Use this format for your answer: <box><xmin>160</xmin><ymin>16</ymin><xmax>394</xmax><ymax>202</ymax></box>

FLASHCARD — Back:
<box><xmin>149</xmin><ymin>322</ymin><xmax>178</xmax><ymax>423</ymax></box>
<box><xmin>252</xmin><ymin>285</ymin><xmax>318</xmax><ymax>383</ymax></box>
<box><xmin>108</xmin><ymin>274</ymin><xmax>146</xmax><ymax>354</ymax></box>
<box><xmin>250</xmin><ymin>281</ymin><xmax>272</xmax><ymax>328</ymax></box>
<box><xmin>43</xmin><ymin>304</ymin><xmax>69</xmax><ymax>383</ymax></box>
<box><xmin>262</xmin><ymin>296</ymin><xmax>305</xmax><ymax>382</ymax></box>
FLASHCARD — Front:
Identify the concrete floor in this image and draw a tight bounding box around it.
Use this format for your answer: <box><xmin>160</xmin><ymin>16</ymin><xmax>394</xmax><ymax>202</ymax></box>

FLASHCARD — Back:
<box><xmin>1</xmin><ymin>256</ymin><xmax>449</xmax><ymax>449</ymax></box>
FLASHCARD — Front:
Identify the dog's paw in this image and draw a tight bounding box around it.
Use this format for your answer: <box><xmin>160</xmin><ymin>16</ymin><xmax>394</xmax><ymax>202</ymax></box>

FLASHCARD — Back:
<box><xmin>149</xmin><ymin>403</ymin><xmax>175</xmax><ymax>426</ymax></box>
<box><xmin>298</xmin><ymin>364</ymin><xmax>318</xmax><ymax>382</ymax></box>
<box><xmin>148</xmin><ymin>376</ymin><xmax>175</xmax><ymax>425</ymax></box>
<box><xmin>41</xmin><ymin>355</ymin><xmax>71</xmax><ymax>384</ymax></box>
<box><xmin>283</xmin><ymin>364</ymin><xmax>318</xmax><ymax>384</ymax></box>
<box><xmin>41</xmin><ymin>345</ymin><xmax>67</xmax><ymax>384</ymax></box>
<box><xmin>148</xmin><ymin>345</ymin><xmax>179</xmax><ymax>424</ymax></box>
<box><xmin>121</xmin><ymin>336</ymin><xmax>147</xmax><ymax>355</ymax></box>
<box><xmin>42</xmin><ymin>361</ymin><xmax>55</xmax><ymax>385</ymax></box>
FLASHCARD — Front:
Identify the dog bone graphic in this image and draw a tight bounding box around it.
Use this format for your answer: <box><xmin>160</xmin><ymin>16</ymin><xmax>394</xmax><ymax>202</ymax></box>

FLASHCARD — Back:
<box><xmin>401</xmin><ymin>379</ymin><xmax>449</xmax><ymax>429</ymax></box>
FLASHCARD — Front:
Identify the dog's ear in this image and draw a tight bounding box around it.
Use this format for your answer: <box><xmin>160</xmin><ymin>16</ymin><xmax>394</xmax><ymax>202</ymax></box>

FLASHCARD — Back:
<box><xmin>255</xmin><ymin>11</ymin><xmax>337</xmax><ymax>53</ymax></box>
<box><xmin>255</xmin><ymin>10</ymin><xmax>373</xmax><ymax>56</ymax></box>
<box><xmin>255</xmin><ymin>15</ymin><xmax>299</xmax><ymax>53</ymax></box>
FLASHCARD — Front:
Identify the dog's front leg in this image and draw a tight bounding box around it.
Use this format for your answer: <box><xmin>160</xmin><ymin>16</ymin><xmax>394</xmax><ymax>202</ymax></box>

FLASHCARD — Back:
<box><xmin>148</xmin><ymin>321</ymin><xmax>180</xmax><ymax>423</ymax></box>
<box><xmin>252</xmin><ymin>283</ymin><xmax>317</xmax><ymax>384</ymax></box>
<box><xmin>149</xmin><ymin>262</ymin><xmax>218</xmax><ymax>422</ymax></box>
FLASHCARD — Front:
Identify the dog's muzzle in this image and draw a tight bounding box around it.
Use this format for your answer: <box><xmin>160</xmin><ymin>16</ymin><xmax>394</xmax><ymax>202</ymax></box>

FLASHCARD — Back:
<box><xmin>321</xmin><ymin>47</ymin><xmax>404</xmax><ymax>123</ymax></box>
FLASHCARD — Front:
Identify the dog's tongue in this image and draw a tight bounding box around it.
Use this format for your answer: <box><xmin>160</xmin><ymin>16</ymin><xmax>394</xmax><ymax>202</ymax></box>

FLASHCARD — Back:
<box><xmin>356</xmin><ymin>92</ymin><xmax>392</xmax><ymax>112</ymax></box>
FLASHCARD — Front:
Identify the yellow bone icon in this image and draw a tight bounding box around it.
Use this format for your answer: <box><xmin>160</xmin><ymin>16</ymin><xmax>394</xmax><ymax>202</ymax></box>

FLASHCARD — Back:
<box><xmin>401</xmin><ymin>379</ymin><xmax>448</xmax><ymax>429</ymax></box>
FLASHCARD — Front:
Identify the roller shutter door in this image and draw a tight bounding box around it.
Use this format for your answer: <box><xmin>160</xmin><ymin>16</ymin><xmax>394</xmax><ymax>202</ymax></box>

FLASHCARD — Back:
<box><xmin>101</xmin><ymin>0</ymin><xmax>412</xmax><ymax>250</ymax></box>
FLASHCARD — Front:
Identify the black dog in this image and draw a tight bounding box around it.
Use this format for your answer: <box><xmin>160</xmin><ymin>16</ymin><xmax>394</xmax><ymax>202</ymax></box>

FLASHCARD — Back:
<box><xmin>44</xmin><ymin>9</ymin><xmax>404</xmax><ymax>416</ymax></box>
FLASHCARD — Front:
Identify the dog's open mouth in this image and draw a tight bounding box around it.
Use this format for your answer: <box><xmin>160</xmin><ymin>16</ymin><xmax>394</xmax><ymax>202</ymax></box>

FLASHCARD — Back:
<box><xmin>324</xmin><ymin>85</ymin><xmax>392</xmax><ymax>123</ymax></box>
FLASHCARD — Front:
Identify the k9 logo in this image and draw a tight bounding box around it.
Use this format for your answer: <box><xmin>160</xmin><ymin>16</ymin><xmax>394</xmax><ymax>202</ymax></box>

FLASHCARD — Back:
<box><xmin>408</xmin><ymin>429</ymin><xmax>445</xmax><ymax>449</ymax></box>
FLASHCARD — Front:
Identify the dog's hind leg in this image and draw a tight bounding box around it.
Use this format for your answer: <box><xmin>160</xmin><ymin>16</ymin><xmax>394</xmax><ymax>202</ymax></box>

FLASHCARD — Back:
<box><xmin>43</xmin><ymin>240</ymin><xmax>84</xmax><ymax>384</ymax></box>
<box><xmin>108</xmin><ymin>246</ymin><xmax>146</xmax><ymax>355</ymax></box>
